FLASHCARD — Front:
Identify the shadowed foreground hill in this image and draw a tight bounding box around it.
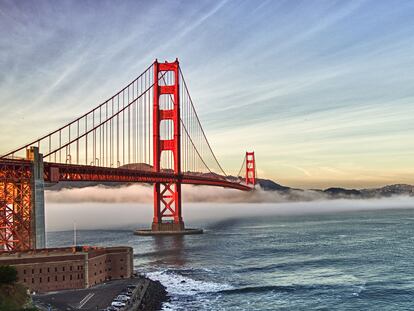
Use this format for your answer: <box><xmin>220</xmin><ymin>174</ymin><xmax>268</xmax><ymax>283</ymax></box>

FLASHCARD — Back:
<box><xmin>0</xmin><ymin>266</ymin><xmax>37</xmax><ymax>311</ymax></box>
<box><xmin>0</xmin><ymin>283</ymin><xmax>34</xmax><ymax>311</ymax></box>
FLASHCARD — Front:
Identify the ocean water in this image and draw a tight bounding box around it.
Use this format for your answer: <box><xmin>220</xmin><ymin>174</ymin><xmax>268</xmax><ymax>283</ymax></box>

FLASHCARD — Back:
<box><xmin>48</xmin><ymin>207</ymin><xmax>414</xmax><ymax>310</ymax></box>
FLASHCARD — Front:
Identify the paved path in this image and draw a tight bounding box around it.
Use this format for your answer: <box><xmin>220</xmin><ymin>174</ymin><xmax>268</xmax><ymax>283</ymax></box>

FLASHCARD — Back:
<box><xmin>33</xmin><ymin>277</ymin><xmax>146</xmax><ymax>311</ymax></box>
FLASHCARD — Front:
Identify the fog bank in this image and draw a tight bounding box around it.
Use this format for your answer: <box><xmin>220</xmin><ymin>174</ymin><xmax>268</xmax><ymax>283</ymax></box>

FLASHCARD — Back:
<box><xmin>45</xmin><ymin>184</ymin><xmax>325</xmax><ymax>204</ymax></box>
<box><xmin>45</xmin><ymin>196</ymin><xmax>414</xmax><ymax>232</ymax></box>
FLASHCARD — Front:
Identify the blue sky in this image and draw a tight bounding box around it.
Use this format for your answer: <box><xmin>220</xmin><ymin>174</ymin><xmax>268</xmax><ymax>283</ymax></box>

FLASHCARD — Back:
<box><xmin>1</xmin><ymin>0</ymin><xmax>414</xmax><ymax>188</ymax></box>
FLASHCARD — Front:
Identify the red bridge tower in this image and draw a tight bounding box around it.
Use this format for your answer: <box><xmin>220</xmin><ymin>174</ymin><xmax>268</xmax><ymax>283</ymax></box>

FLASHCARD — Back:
<box><xmin>151</xmin><ymin>59</ymin><xmax>184</xmax><ymax>232</ymax></box>
<box><xmin>245</xmin><ymin>151</ymin><xmax>256</xmax><ymax>186</ymax></box>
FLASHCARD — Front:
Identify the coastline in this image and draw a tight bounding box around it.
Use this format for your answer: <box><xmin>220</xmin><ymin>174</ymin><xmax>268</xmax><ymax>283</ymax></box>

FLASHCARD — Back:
<box><xmin>135</xmin><ymin>276</ymin><xmax>168</xmax><ymax>311</ymax></box>
<box><xmin>32</xmin><ymin>275</ymin><xmax>168</xmax><ymax>311</ymax></box>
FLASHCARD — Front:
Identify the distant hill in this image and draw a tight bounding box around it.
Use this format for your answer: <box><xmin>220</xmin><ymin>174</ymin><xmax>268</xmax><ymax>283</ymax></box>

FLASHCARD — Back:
<box><xmin>253</xmin><ymin>179</ymin><xmax>414</xmax><ymax>199</ymax></box>
<box><xmin>360</xmin><ymin>184</ymin><xmax>414</xmax><ymax>198</ymax></box>
<box><xmin>256</xmin><ymin>178</ymin><xmax>291</xmax><ymax>192</ymax></box>
<box><xmin>233</xmin><ymin>179</ymin><xmax>414</xmax><ymax>200</ymax></box>
<box><xmin>322</xmin><ymin>187</ymin><xmax>362</xmax><ymax>198</ymax></box>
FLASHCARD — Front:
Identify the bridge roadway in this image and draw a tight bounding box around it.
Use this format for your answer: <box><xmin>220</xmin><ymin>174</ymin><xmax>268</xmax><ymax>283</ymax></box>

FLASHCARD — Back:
<box><xmin>0</xmin><ymin>158</ymin><xmax>251</xmax><ymax>191</ymax></box>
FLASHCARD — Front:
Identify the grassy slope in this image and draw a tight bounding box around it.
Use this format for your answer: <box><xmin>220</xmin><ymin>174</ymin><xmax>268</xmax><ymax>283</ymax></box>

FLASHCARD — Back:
<box><xmin>0</xmin><ymin>283</ymin><xmax>36</xmax><ymax>311</ymax></box>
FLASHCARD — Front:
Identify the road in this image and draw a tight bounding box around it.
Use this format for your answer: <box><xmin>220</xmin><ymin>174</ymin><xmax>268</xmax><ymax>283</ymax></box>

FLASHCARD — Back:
<box><xmin>33</xmin><ymin>277</ymin><xmax>146</xmax><ymax>311</ymax></box>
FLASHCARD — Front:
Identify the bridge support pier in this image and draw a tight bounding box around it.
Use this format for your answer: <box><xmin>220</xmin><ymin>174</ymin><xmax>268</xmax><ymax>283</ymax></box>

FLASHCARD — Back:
<box><xmin>27</xmin><ymin>147</ymin><xmax>46</xmax><ymax>249</ymax></box>
<box><xmin>0</xmin><ymin>147</ymin><xmax>45</xmax><ymax>251</ymax></box>
<box><xmin>151</xmin><ymin>182</ymin><xmax>184</xmax><ymax>232</ymax></box>
<box><xmin>135</xmin><ymin>59</ymin><xmax>202</xmax><ymax>236</ymax></box>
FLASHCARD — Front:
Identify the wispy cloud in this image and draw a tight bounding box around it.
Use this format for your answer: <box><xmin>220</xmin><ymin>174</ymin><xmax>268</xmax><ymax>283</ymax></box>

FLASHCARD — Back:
<box><xmin>1</xmin><ymin>0</ymin><xmax>413</xmax><ymax>187</ymax></box>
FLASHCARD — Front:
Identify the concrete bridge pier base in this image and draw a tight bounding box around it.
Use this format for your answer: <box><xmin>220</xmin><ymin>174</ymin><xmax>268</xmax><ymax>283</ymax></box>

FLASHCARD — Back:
<box><xmin>134</xmin><ymin>227</ymin><xmax>203</xmax><ymax>236</ymax></box>
<box><xmin>151</xmin><ymin>222</ymin><xmax>185</xmax><ymax>232</ymax></box>
<box><xmin>27</xmin><ymin>147</ymin><xmax>46</xmax><ymax>249</ymax></box>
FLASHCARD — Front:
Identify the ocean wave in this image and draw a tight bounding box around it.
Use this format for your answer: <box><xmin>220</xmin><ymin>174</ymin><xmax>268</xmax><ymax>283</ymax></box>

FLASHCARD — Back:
<box><xmin>352</xmin><ymin>284</ymin><xmax>366</xmax><ymax>297</ymax></box>
<box><xmin>146</xmin><ymin>269</ymin><xmax>233</xmax><ymax>296</ymax></box>
<box><xmin>234</xmin><ymin>257</ymin><xmax>360</xmax><ymax>273</ymax></box>
<box><xmin>219</xmin><ymin>282</ymin><xmax>368</xmax><ymax>296</ymax></box>
<box><xmin>218</xmin><ymin>285</ymin><xmax>297</xmax><ymax>294</ymax></box>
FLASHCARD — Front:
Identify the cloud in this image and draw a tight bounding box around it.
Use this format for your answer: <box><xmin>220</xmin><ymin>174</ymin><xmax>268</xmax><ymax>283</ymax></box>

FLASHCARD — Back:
<box><xmin>44</xmin><ymin>186</ymin><xmax>414</xmax><ymax>231</ymax></box>
<box><xmin>45</xmin><ymin>184</ymin><xmax>325</xmax><ymax>204</ymax></box>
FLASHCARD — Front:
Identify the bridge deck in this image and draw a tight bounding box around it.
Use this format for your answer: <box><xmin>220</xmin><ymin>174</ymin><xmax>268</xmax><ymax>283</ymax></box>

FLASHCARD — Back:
<box><xmin>0</xmin><ymin>159</ymin><xmax>251</xmax><ymax>191</ymax></box>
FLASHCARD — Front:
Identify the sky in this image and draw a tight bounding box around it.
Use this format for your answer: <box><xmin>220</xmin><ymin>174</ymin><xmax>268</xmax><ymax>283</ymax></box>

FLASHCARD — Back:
<box><xmin>1</xmin><ymin>0</ymin><xmax>414</xmax><ymax>189</ymax></box>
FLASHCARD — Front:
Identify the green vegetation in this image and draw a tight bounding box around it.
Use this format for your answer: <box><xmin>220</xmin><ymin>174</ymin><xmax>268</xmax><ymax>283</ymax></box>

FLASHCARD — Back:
<box><xmin>0</xmin><ymin>265</ymin><xmax>18</xmax><ymax>284</ymax></box>
<box><xmin>0</xmin><ymin>266</ymin><xmax>38</xmax><ymax>311</ymax></box>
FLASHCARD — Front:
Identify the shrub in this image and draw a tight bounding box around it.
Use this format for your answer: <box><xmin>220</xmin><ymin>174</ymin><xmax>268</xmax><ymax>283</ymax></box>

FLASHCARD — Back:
<box><xmin>0</xmin><ymin>265</ymin><xmax>18</xmax><ymax>284</ymax></box>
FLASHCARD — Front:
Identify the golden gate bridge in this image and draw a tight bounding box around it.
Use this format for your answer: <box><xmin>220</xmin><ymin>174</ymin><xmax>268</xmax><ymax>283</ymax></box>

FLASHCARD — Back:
<box><xmin>0</xmin><ymin>59</ymin><xmax>256</xmax><ymax>251</ymax></box>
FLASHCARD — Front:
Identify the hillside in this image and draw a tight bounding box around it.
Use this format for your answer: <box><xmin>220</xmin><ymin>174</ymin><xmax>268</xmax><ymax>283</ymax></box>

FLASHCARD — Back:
<box><xmin>259</xmin><ymin>179</ymin><xmax>414</xmax><ymax>199</ymax></box>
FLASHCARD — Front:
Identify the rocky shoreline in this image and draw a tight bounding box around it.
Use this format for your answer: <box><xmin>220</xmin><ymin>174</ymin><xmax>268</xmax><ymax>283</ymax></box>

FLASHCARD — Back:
<box><xmin>136</xmin><ymin>277</ymin><xmax>168</xmax><ymax>311</ymax></box>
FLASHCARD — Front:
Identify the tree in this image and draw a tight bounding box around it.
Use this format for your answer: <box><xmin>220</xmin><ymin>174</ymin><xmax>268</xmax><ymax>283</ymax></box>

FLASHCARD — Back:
<box><xmin>0</xmin><ymin>265</ymin><xmax>18</xmax><ymax>284</ymax></box>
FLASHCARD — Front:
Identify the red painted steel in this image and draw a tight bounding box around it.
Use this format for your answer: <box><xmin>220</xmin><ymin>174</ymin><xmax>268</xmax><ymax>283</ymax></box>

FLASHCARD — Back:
<box><xmin>0</xmin><ymin>59</ymin><xmax>255</xmax><ymax>250</ymax></box>
<box><xmin>152</xmin><ymin>60</ymin><xmax>183</xmax><ymax>229</ymax></box>
<box><xmin>42</xmin><ymin>162</ymin><xmax>251</xmax><ymax>190</ymax></box>
<box><xmin>245</xmin><ymin>152</ymin><xmax>256</xmax><ymax>186</ymax></box>
<box><xmin>0</xmin><ymin>160</ymin><xmax>32</xmax><ymax>251</ymax></box>
<box><xmin>0</xmin><ymin>157</ymin><xmax>250</xmax><ymax>251</ymax></box>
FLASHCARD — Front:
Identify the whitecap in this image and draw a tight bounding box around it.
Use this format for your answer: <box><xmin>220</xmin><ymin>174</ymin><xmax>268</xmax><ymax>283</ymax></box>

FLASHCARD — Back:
<box><xmin>146</xmin><ymin>269</ymin><xmax>233</xmax><ymax>296</ymax></box>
